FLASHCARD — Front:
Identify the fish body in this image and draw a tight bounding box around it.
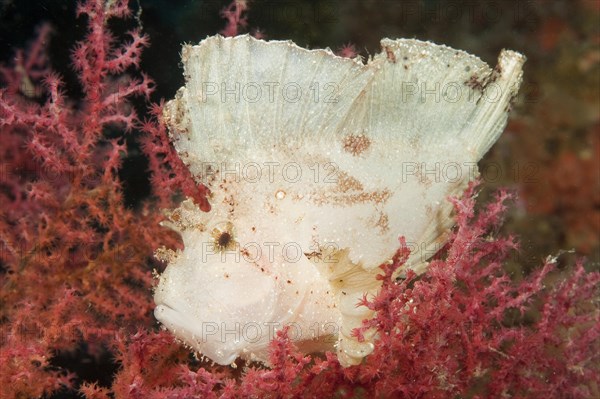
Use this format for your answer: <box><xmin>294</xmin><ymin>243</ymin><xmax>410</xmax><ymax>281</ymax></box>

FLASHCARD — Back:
<box><xmin>154</xmin><ymin>35</ymin><xmax>525</xmax><ymax>366</ymax></box>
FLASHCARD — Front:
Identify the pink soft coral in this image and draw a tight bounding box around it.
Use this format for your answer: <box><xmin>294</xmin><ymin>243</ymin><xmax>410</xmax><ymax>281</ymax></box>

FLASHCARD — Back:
<box><xmin>0</xmin><ymin>1</ymin><xmax>199</xmax><ymax>397</ymax></box>
<box><xmin>350</xmin><ymin>183</ymin><xmax>599</xmax><ymax>398</ymax></box>
<box><xmin>220</xmin><ymin>0</ymin><xmax>250</xmax><ymax>37</ymax></box>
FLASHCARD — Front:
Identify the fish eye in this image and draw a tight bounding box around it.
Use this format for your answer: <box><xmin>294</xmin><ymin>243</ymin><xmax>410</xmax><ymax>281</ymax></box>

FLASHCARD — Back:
<box><xmin>211</xmin><ymin>221</ymin><xmax>235</xmax><ymax>252</ymax></box>
<box><xmin>218</xmin><ymin>231</ymin><xmax>232</xmax><ymax>248</ymax></box>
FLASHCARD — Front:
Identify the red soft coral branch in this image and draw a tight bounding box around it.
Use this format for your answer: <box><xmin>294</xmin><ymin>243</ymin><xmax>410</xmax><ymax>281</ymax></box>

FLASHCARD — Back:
<box><xmin>106</xmin><ymin>29</ymin><xmax>149</xmax><ymax>73</ymax></box>
<box><xmin>139</xmin><ymin>101</ymin><xmax>210</xmax><ymax>210</ymax></box>
<box><xmin>0</xmin><ymin>1</ymin><xmax>178</xmax><ymax>397</ymax></box>
<box><xmin>0</xmin><ymin>24</ymin><xmax>52</xmax><ymax>97</ymax></box>
<box><xmin>220</xmin><ymin>0</ymin><xmax>250</xmax><ymax>37</ymax></box>
<box><xmin>346</xmin><ymin>182</ymin><xmax>600</xmax><ymax>398</ymax></box>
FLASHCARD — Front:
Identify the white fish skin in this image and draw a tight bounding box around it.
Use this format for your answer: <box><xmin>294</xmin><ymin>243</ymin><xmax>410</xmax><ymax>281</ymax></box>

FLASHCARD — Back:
<box><xmin>154</xmin><ymin>35</ymin><xmax>525</xmax><ymax>367</ymax></box>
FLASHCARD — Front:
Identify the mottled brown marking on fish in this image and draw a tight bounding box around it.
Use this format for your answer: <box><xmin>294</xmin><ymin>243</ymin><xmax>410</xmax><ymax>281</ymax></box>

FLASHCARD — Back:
<box><xmin>342</xmin><ymin>134</ymin><xmax>371</xmax><ymax>156</ymax></box>
<box><xmin>385</xmin><ymin>46</ymin><xmax>396</xmax><ymax>63</ymax></box>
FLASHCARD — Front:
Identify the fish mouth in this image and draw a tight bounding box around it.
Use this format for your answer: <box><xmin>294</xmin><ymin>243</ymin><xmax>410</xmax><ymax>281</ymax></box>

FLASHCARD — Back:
<box><xmin>154</xmin><ymin>302</ymin><xmax>243</xmax><ymax>365</ymax></box>
<box><xmin>153</xmin><ymin>300</ymin><xmax>199</xmax><ymax>339</ymax></box>
<box><xmin>153</xmin><ymin>302</ymin><xmax>185</xmax><ymax>328</ymax></box>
